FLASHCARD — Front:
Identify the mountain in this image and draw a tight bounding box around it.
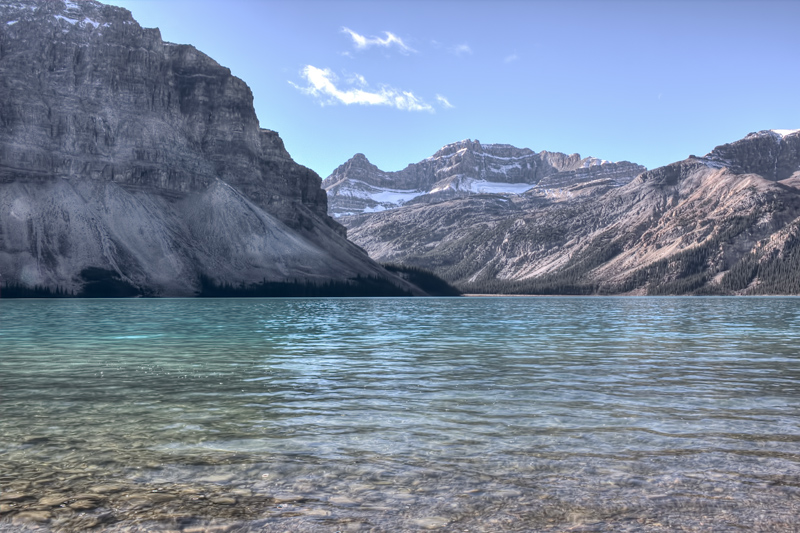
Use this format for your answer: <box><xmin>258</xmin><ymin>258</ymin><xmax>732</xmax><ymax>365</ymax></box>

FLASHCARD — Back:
<box><xmin>322</xmin><ymin>139</ymin><xmax>646</xmax><ymax>217</ymax></box>
<box><xmin>340</xmin><ymin>130</ymin><xmax>800</xmax><ymax>295</ymax></box>
<box><xmin>0</xmin><ymin>0</ymin><xmax>419</xmax><ymax>296</ymax></box>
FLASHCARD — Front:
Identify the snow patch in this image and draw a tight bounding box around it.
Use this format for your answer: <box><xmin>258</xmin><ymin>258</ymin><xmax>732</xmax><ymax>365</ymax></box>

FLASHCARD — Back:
<box><xmin>466</xmin><ymin>179</ymin><xmax>535</xmax><ymax>195</ymax></box>
<box><xmin>63</xmin><ymin>0</ymin><xmax>81</xmax><ymax>10</ymax></box>
<box><xmin>54</xmin><ymin>14</ymin><xmax>77</xmax><ymax>24</ymax></box>
<box><xmin>369</xmin><ymin>189</ymin><xmax>422</xmax><ymax>204</ymax></box>
<box><xmin>580</xmin><ymin>158</ymin><xmax>609</xmax><ymax>168</ymax></box>
<box><xmin>5</xmin><ymin>3</ymin><xmax>36</xmax><ymax>12</ymax></box>
<box><xmin>331</xmin><ymin>179</ymin><xmax>423</xmax><ymax>208</ymax></box>
<box><xmin>53</xmin><ymin>14</ymin><xmax>105</xmax><ymax>29</ymax></box>
<box><xmin>82</xmin><ymin>17</ymin><xmax>101</xmax><ymax>28</ymax></box>
<box><xmin>429</xmin><ymin>176</ymin><xmax>535</xmax><ymax>195</ymax></box>
<box><xmin>6</xmin><ymin>20</ymin><xmax>17</xmax><ymax>25</ymax></box>
<box><xmin>772</xmin><ymin>129</ymin><xmax>800</xmax><ymax>138</ymax></box>
<box><xmin>479</xmin><ymin>152</ymin><xmax>528</xmax><ymax>161</ymax></box>
<box><xmin>495</xmin><ymin>163</ymin><xmax>522</xmax><ymax>174</ymax></box>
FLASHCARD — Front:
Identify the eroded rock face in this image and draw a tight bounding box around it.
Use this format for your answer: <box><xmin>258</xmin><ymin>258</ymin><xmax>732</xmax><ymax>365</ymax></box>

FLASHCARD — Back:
<box><xmin>343</xmin><ymin>131</ymin><xmax>800</xmax><ymax>295</ymax></box>
<box><xmin>0</xmin><ymin>0</ymin><xmax>405</xmax><ymax>296</ymax></box>
<box><xmin>322</xmin><ymin>139</ymin><xmax>645</xmax><ymax>217</ymax></box>
<box><xmin>704</xmin><ymin>130</ymin><xmax>800</xmax><ymax>181</ymax></box>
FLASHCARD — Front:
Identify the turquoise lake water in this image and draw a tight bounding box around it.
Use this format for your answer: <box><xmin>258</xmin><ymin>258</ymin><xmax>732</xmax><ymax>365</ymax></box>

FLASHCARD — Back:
<box><xmin>1</xmin><ymin>297</ymin><xmax>800</xmax><ymax>532</ymax></box>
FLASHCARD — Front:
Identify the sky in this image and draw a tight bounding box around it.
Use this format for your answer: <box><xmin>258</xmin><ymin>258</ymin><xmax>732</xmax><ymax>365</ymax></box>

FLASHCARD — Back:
<box><xmin>103</xmin><ymin>0</ymin><xmax>800</xmax><ymax>179</ymax></box>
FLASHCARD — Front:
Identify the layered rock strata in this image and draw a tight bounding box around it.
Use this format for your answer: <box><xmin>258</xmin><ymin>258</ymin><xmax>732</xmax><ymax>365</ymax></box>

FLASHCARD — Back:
<box><xmin>0</xmin><ymin>0</ymin><xmax>412</xmax><ymax>296</ymax></box>
<box><xmin>323</xmin><ymin>139</ymin><xmax>645</xmax><ymax>216</ymax></box>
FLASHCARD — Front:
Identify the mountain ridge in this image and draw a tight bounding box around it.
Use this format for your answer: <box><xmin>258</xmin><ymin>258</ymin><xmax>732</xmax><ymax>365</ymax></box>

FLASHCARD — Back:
<box><xmin>323</xmin><ymin>139</ymin><xmax>646</xmax><ymax>217</ymax></box>
<box><xmin>340</xmin><ymin>130</ymin><xmax>800</xmax><ymax>295</ymax></box>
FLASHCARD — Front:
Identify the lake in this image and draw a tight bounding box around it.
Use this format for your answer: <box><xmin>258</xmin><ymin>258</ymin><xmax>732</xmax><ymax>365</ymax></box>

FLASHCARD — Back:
<box><xmin>1</xmin><ymin>297</ymin><xmax>799</xmax><ymax>532</ymax></box>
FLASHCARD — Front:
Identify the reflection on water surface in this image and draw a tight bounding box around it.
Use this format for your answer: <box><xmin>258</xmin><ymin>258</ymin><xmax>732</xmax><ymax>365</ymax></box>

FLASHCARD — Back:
<box><xmin>1</xmin><ymin>297</ymin><xmax>800</xmax><ymax>531</ymax></box>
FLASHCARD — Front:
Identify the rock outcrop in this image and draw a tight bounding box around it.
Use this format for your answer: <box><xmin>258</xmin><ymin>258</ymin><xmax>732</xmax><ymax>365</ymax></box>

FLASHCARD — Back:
<box><xmin>342</xmin><ymin>130</ymin><xmax>800</xmax><ymax>295</ymax></box>
<box><xmin>322</xmin><ymin>139</ymin><xmax>645</xmax><ymax>216</ymax></box>
<box><xmin>0</xmin><ymin>0</ymin><xmax>415</xmax><ymax>296</ymax></box>
<box><xmin>703</xmin><ymin>129</ymin><xmax>800</xmax><ymax>181</ymax></box>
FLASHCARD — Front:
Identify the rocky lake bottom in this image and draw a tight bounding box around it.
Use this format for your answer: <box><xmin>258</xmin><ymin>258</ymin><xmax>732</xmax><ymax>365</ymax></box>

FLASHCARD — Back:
<box><xmin>1</xmin><ymin>297</ymin><xmax>799</xmax><ymax>532</ymax></box>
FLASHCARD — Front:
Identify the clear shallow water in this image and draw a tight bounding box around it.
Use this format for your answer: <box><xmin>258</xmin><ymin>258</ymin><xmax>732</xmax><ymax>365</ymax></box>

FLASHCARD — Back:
<box><xmin>1</xmin><ymin>297</ymin><xmax>800</xmax><ymax>532</ymax></box>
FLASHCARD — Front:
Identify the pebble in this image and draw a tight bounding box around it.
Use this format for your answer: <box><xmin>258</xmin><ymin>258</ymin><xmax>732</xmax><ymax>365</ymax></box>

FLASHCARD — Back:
<box><xmin>303</xmin><ymin>508</ymin><xmax>331</xmax><ymax>517</ymax></box>
<box><xmin>38</xmin><ymin>494</ymin><xmax>70</xmax><ymax>506</ymax></box>
<box><xmin>183</xmin><ymin>526</ymin><xmax>234</xmax><ymax>533</ymax></box>
<box><xmin>210</xmin><ymin>497</ymin><xmax>237</xmax><ymax>505</ymax></box>
<box><xmin>273</xmin><ymin>493</ymin><xmax>304</xmax><ymax>503</ymax></box>
<box><xmin>329</xmin><ymin>495</ymin><xmax>357</xmax><ymax>505</ymax></box>
<box><xmin>71</xmin><ymin>493</ymin><xmax>105</xmax><ymax>502</ymax></box>
<box><xmin>116</xmin><ymin>495</ymin><xmax>153</xmax><ymax>509</ymax></box>
<box><xmin>89</xmin><ymin>483</ymin><xmax>127</xmax><ymax>494</ymax></box>
<box><xmin>196</xmin><ymin>474</ymin><xmax>236</xmax><ymax>483</ymax></box>
<box><xmin>0</xmin><ymin>492</ymin><xmax>32</xmax><ymax>502</ymax></box>
<box><xmin>145</xmin><ymin>492</ymin><xmax>177</xmax><ymax>503</ymax></box>
<box><xmin>411</xmin><ymin>516</ymin><xmax>450</xmax><ymax>529</ymax></box>
<box><xmin>493</xmin><ymin>489</ymin><xmax>522</xmax><ymax>498</ymax></box>
<box><xmin>21</xmin><ymin>437</ymin><xmax>50</xmax><ymax>445</ymax></box>
<box><xmin>12</xmin><ymin>510</ymin><xmax>52</xmax><ymax>523</ymax></box>
<box><xmin>69</xmin><ymin>499</ymin><xmax>101</xmax><ymax>511</ymax></box>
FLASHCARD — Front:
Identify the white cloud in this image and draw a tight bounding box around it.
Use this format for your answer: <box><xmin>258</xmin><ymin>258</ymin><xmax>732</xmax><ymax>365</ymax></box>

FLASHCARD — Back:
<box><xmin>436</xmin><ymin>95</ymin><xmax>454</xmax><ymax>109</ymax></box>
<box><xmin>291</xmin><ymin>65</ymin><xmax>434</xmax><ymax>112</ymax></box>
<box><xmin>504</xmin><ymin>53</ymin><xmax>519</xmax><ymax>64</ymax></box>
<box><xmin>451</xmin><ymin>43</ymin><xmax>472</xmax><ymax>56</ymax></box>
<box><xmin>342</xmin><ymin>27</ymin><xmax>415</xmax><ymax>54</ymax></box>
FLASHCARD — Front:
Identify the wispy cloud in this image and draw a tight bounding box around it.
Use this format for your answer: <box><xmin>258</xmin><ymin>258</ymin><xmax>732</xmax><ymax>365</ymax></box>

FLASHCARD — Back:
<box><xmin>437</xmin><ymin>95</ymin><xmax>454</xmax><ymax>109</ymax></box>
<box><xmin>504</xmin><ymin>53</ymin><xmax>519</xmax><ymax>64</ymax></box>
<box><xmin>451</xmin><ymin>44</ymin><xmax>472</xmax><ymax>56</ymax></box>
<box><xmin>342</xmin><ymin>27</ymin><xmax>415</xmax><ymax>54</ymax></box>
<box><xmin>291</xmin><ymin>66</ymin><xmax>433</xmax><ymax>112</ymax></box>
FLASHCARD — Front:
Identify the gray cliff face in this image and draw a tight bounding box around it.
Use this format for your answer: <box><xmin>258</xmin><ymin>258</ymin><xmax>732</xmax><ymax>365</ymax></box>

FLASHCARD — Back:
<box><xmin>0</xmin><ymin>0</ymin><xmax>411</xmax><ymax>296</ymax></box>
<box><xmin>343</xmin><ymin>131</ymin><xmax>800</xmax><ymax>295</ymax></box>
<box><xmin>703</xmin><ymin>130</ymin><xmax>800</xmax><ymax>182</ymax></box>
<box><xmin>322</xmin><ymin>139</ymin><xmax>645</xmax><ymax>217</ymax></box>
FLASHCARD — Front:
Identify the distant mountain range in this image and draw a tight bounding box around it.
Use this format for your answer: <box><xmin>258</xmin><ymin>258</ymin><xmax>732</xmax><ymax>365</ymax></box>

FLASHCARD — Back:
<box><xmin>0</xmin><ymin>0</ymin><xmax>423</xmax><ymax>297</ymax></box>
<box><xmin>330</xmin><ymin>130</ymin><xmax>800</xmax><ymax>295</ymax></box>
<box><xmin>323</xmin><ymin>140</ymin><xmax>645</xmax><ymax>217</ymax></box>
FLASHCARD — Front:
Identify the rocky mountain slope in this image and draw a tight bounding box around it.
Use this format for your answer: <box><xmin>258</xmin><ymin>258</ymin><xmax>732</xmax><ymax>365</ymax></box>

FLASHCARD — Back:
<box><xmin>0</xmin><ymin>0</ymin><xmax>418</xmax><ymax>296</ymax></box>
<box><xmin>323</xmin><ymin>140</ymin><xmax>645</xmax><ymax>217</ymax></box>
<box><xmin>342</xmin><ymin>130</ymin><xmax>800</xmax><ymax>295</ymax></box>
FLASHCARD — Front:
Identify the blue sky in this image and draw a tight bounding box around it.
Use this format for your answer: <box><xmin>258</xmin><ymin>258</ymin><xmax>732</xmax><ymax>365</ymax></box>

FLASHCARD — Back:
<box><xmin>104</xmin><ymin>0</ymin><xmax>800</xmax><ymax>179</ymax></box>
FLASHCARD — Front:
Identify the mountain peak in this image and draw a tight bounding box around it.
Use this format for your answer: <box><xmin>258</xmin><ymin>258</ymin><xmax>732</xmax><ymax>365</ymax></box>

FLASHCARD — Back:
<box><xmin>0</xmin><ymin>0</ymin><xmax>404</xmax><ymax>296</ymax></box>
<box><xmin>704</xmin><ymin>129</ymin><xmax>800</xmax><ymax>181</ymax></box>
<box><xmin>769</xmin><ymin>129</ymin><xmax>800</xmax><ymax>139</ymax></box>
<box><xmin>1</xmin><ymin>0</ymin><xmax>137</xmax><ymax>32</ymax></box>
<box><xmin>324</xmin><ymin>140</ymin><xmax>644</xmax><ymax>217</ymax></box>
<box><xmin>747</xmin><ymin>129</ymin><xmax>800</xmax><ymax>139</ymax></box>
<box><xmin>432</xmin><ymin>139</ymin><xmax>483</xmax><ymax>159</ymax></box>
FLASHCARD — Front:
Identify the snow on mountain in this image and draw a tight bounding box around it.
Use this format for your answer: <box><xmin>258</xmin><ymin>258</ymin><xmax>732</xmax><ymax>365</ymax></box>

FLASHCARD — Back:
<box><xmin>323</xmin><ymin>140</ymin><xmax>645</xmax><ymax>217</ymax></box>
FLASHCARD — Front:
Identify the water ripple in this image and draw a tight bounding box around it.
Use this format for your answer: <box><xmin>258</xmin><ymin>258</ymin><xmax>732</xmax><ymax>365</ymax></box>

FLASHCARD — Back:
<box><xmin>1</xmin><ymin>297</ymin><xmax>800</xmax><ymax>531</ymax></box>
